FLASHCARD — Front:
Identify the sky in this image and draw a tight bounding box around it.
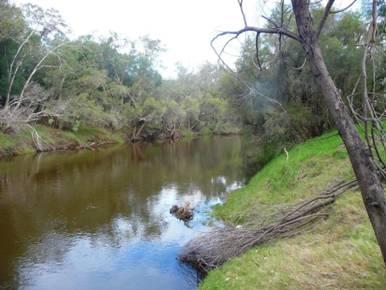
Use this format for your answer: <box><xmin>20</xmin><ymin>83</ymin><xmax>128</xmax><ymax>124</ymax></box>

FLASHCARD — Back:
<box><xmin>12</xmin><ymin>0</ymin><xmax>358</xmax><ymax>78</ymax></box>
<box><xmin>12</xmin><ymin>0</ymin><xmax>263</xmax><ymax>77</ymax></box>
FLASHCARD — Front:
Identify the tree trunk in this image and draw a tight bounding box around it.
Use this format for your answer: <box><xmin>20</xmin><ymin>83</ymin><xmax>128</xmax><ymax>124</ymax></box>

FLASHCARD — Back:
<box><xmin>291</xmin><ymin>0</ymin><xmax>386</xmax><ymax>264</ymax></box>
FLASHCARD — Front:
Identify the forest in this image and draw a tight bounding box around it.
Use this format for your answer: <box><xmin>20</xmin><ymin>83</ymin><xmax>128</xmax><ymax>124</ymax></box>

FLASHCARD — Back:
<box><xmin>0</xmin><ymin>0</ymin><xmax>382</xmax><ymax>147</ymax></box>
<box><xmin>0</xmin><ymin>0</ymin><xmax>385</xmax><ymax>289</ymax></box>
<box><xmin>0</xmin><ymin>0</ymin><xmax>242</xmax><ymax>145</ymax></box>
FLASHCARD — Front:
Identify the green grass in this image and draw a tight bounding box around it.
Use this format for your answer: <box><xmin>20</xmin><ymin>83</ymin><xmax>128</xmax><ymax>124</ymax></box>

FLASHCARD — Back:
<box><xmin>0</xmin><ymin>125</ymin><xmax>125</xmax><ymax>158</ymax></box>
<box><xmin>0</xmin><ymin>131</ymin><xmax>19</xmax><ymax>156</ymax></box>
<box><xmin>201</xmin><ymin>130</ymin><xmax>386</xmax><ymax>289</ymax></box>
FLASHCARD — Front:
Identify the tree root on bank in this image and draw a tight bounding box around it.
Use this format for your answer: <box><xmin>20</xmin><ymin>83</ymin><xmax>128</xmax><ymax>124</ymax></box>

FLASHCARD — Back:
<box><xmin>179</xmin><ymin>180</ymin><xmax>358</xmax><ymax>273</ymax></box>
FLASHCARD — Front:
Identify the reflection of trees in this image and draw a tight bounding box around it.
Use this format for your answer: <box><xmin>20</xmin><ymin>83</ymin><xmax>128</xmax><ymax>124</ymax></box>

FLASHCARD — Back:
<box><xmin>0</xmin><ymin>136</ymin><xmax>251</xmax><ymax>287</ymax></box>
<box><xmin>131</xmin><ymin>143</ymin><xmax>145</xmax><ymax>162</ymax></box>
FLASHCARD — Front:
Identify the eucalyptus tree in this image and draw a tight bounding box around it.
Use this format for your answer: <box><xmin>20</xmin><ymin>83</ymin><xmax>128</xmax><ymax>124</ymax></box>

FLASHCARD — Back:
<box><xmin>212</xmin><ymin>0</ymin><xmax>385</xmax><ymax>263</ymax></box>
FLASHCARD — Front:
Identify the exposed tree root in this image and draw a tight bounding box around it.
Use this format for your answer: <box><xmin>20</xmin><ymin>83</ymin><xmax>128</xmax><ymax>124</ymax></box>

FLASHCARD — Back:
<box><xmin>179</xmin><ymin>180</ymin><xmax>358</xmax><ymax>273</ymax></box>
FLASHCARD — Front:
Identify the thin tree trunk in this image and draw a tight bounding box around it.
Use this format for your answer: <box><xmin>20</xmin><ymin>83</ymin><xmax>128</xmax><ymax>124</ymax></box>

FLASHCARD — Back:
<box><xmin>15</xmin><ymin>42</ymin><xmax>66</xmax><ymax>110</ymax></box>
<box><xmin>291</xmin><ymin>0</ymin><xmax>386</xmax><ymax>264</ymax></box>
<box><xmin>6</xmin><ymin>30</ymin><xmax>35</xmax><ymax>108</ymax></box>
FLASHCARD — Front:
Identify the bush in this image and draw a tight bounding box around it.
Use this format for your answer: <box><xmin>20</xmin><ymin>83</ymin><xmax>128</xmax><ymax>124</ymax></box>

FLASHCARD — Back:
<box><xmin>263</xmin><ymin>104</ymin><xmax>319</xmax><ymax>144</ymax></box>
<box><xmin>46</xmin><ymin>94</ymin><xmax>113</xmax><ymax>131</ymax></box>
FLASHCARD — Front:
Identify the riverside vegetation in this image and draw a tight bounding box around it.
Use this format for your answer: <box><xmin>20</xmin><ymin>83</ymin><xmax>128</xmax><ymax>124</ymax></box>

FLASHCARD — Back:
<box><xmin>191</xmin><ymin>0</ymin><xmax>386</xmax><ymax>288</ymax></box>
<box><xmin>200</xmin><ymin>130</ymin><xmax>386</xmax><ymax>289</ymax></box>
<box><xmin>0</xmin><ymin>0</ymin><xmax>385</xmax><ymax>289</ymax></box>
<box><xmin>0</xmin><ymin>1</ymin><xmax>242</xmax><ymax>157</ymax></box>
<box><xmin>1</xmin><ymin>1</ymin><xmax>383</xmax><ymax>159</ymax></box>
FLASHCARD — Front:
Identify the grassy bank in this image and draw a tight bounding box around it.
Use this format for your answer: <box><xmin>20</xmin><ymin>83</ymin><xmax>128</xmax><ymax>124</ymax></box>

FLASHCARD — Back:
<box><xmin>200</xmin><ymin>131</ymin><xmax>386</xmax><ymax>289</ymax></box>
<box><xmin>0</xmin><ymin>125</ymin><xmax>125</xmax><ymax>158</ymax></box>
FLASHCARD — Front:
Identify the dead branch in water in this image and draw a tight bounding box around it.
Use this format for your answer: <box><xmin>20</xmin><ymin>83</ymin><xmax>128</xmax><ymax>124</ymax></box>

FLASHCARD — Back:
<box><xmin>179</xmin><ymin>180</ymin><xmax>358</xmax><ymax>273</ymax></box>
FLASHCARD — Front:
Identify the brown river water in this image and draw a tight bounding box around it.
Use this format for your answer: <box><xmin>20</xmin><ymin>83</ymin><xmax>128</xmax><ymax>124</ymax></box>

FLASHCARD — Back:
<box><xmin>0</xmin><ymin>136</ymin><xmax>252</xmax><ymax>290</ymax></box>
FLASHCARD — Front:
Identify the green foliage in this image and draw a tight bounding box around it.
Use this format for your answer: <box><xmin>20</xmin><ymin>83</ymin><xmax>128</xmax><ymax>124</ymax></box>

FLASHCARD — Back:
<box><xmin>217</xmin><ymin>4</ymin><xmax>375</xmax><ymax>144</ymax></box>
<box><xmin>0</xmin><ymin>0</ymin><xmax>379</xmax><ymax>145</ymax></box>
<box><xmin>0</xmin><ymin>0</ymin><xmax>241</xmax><ymax>138</ymax></box>
<box><xmin>263</xmin><ymin>104</ymin><xmax>319</xmax><ymax>144</ymax></box>
<box><xmin>213</xmin><ymin>131</ymin><xmax>348</xmax><ymax>222</ymax></box>
<box><xmin>46</xmin><ymin>94</ymin><xmax>110</xmax><ymax>130</ymax></box>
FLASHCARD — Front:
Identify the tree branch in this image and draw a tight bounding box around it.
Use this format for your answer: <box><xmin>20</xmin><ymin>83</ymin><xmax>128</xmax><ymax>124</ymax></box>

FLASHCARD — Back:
<box><xmin>255</xmin><ymin>33</ymin><xmax>262</xmax><ymax>71</ymax></box>
<box><xmin>316</xmin><ymin>0</ymin><xmax>335</xmax><ymax>39</ymax></box>
<box><xmin>237</xmin><ymin>0</ymin><xmax>248</xmax><ymax>27</ymax></box>
<box><xmin>212</xmin><ymin>26</ymin><xmax>301</xmax><ymax>44</ymax></box>
<box><xmin>262</xmin><ymin>15</ymin><xmax>279</xmax><ymax>28</ymax></box>
<box><xmin>6</xmin><ymin>30</ymin><xmax>35</xmax><ymax>108</ymax></box>
<box><xmin>15</xmin><ymin>42</ymin><xmax>67</xmax><ymax>110</ymax></box>
<box><xmin>330</xmin><ymin>0</ymin><xmax>357</xmax><ymax>14</ymax></box>
<box><xmin>292</xmin><ymin>57</ymin><xmax>307</xmax><ymax>70</ymax></box>
<box><xmin>279</xmin><ymin>0</ymin><xmax>285</xmax><ymax>51</ymax></box>
<box><xmin>210</xmin><ymin>33</ymin><xmax>286</xmax><ymax>112</ymax></box>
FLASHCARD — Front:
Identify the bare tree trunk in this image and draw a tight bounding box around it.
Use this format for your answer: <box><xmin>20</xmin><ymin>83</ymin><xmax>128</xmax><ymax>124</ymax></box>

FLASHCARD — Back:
<box><xmin>291</xmin><ymin>0</ymin><xmax>386</xmax><ymax>264</ymax></box>
<box><xmin>131</xmin><ymin>122</ymin><xmax>146</xmax><ymax>142</ymax></box>
<box><xmin>15</xmin><ymin>42</ymin><xmax>66</xmax><ymax>110</ymax></box>
<box><xmin>6</xmin><ymin>30</ymin><xmax>35</xmax><ymax>109</ymax></box>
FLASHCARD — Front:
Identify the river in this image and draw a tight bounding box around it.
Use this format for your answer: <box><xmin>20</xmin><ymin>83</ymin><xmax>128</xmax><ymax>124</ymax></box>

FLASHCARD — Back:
<box><xmin>0</xmin><ymin>136</ymin><xmax>252</xmax><ymax>290</ymax></box>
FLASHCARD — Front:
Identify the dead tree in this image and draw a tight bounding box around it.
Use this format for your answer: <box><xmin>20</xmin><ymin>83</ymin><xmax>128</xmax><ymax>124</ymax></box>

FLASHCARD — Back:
<box><xmin>211</xmin><ymin>0</ymin><xmax>386</xmax><ymax>264</ymax></box>
<box><xmin>1</xmin><ymin>36</ymin><xmax>66</xmax><ymax>132</ymax></box>
<box><xmin>6</xmin><ymin>30</ymin><xmax>35</xmax><ymax>109</ymax></box>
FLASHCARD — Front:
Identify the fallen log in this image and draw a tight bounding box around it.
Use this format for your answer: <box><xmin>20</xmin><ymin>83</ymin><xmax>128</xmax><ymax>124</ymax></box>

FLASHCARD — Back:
<box><xmin>179</xmin><ymin>180</ymin><xmax>358</xmax><ymax>273</ymax></box>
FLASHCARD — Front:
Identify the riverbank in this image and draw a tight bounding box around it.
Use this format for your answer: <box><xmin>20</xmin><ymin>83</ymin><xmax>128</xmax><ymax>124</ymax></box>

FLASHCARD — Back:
<box><xmin>0</xmin><ymin>125</ymin><xmax>125</xmax><ymax>158</ymax></box>
<box><xmin>200</xmin><ymin>131</ymin><xmax>386</xmax><ymax>289</ymax></box>
<box><xmin>0</xmin><ymin>125</ymin><xmax>243</xmax><ymax>159</ymax></box>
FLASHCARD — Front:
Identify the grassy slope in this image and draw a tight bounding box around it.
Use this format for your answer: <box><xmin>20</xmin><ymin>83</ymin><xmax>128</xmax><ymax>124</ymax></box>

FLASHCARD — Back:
<box><xmin>201</xmin><ymin>131</ymin><xmax>386</xmax><ymax>289</ymax></box>
<box><xmin>0</xmin><ymin>125</ymin><xmax>125</xmax><ymax>157</ymax></box>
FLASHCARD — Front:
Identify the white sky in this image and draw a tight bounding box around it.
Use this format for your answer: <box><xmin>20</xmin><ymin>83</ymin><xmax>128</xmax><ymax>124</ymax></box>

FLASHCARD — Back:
<box><xmin>12</xmin><ymin>0</ymin><xmax>263</xmax><ymax>78</ymax></box>
<box><xmin>12</xmin><ymin>0</ymin><xmax>358</xmax><ymax>78</ymax></box>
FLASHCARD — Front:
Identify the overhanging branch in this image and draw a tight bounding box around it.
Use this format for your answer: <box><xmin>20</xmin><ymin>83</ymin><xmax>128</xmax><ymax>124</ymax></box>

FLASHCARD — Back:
<box><xmin>330</xmin><ymin>0</ymin><xmax>357</xmax><ymax>14</ymax></box>
<box><xmin>212</xmin><ymin>26</ymin><xmax>301</xmax><ymax>43</ymax></box>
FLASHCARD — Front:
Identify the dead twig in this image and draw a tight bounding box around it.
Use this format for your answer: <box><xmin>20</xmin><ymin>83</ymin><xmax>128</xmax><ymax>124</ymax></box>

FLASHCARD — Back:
<box><xmin>179</xmin><ymin>180</ymin><xmax>358</xmax><ymax>273</ymax></box>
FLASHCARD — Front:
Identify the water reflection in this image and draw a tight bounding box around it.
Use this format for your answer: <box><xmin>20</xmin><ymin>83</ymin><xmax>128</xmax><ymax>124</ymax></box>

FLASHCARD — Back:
<box><xmin>0</xmin><ymin>136</ymin><xmax>248</xmax><ymax>289</ymax></box>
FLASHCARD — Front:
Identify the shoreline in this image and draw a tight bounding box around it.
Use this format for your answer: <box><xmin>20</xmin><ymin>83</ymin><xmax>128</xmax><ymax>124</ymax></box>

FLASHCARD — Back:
<box><xmin>0</xmin><ymin>125</ymin><xmax>126</xmax><ymax>159</ymax></box>
<box><xmin>0</xmin><ymin>125</ymin><xmax>244</xmax><ymax>160</ymax></box>
<box><xmin>197</xmin><ymin>131</ymin><xmax>386</xmax><ymax>289</ymax></box>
